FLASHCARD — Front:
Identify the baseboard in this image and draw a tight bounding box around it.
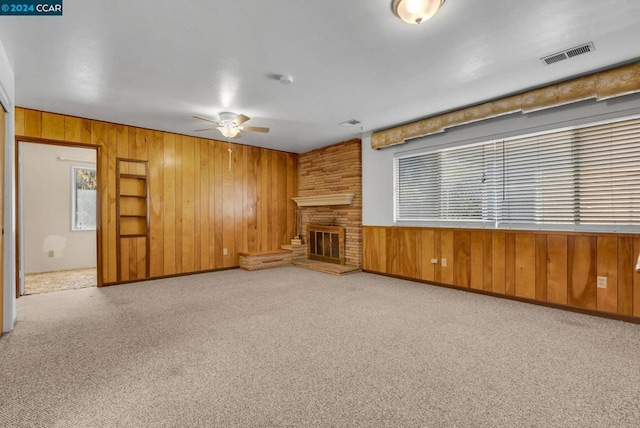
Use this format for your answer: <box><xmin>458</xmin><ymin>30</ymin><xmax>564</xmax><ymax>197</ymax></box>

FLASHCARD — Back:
<box><xmin>102</xmin><ymin>266</ymin><xmax>239</xmax><ymax>287</ymax></box>
<box><xmin>363</xmin><ymin>269</ymin><xmax>640</xmax><ymax>325</ymax></box>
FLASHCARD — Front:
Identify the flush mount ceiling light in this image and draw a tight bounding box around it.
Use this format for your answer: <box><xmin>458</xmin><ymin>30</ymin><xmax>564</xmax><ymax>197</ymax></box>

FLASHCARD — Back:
<box><xmin>392</xmin><ymin>0</ymin><xmax>446</xmax><ymax>24</ymax></box>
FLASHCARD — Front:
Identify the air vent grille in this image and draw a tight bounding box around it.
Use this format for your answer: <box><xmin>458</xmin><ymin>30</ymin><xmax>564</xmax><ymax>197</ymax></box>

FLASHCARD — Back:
<box><xmin>339</xmin><ymin>119</ymin><xmax>361</xmax><ymax>128</ymax></box>
<box><xmin>541</xmin><ymin>42</ymin><xmax>595</xmax><ymax>66</ymax></box>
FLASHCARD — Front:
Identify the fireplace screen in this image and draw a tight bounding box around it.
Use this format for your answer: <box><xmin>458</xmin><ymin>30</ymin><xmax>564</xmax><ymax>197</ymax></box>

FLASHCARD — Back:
<box><xmin>308</xmin><ymin>224</ymin><xmax>345</xmax><ymax>265</ymax></box>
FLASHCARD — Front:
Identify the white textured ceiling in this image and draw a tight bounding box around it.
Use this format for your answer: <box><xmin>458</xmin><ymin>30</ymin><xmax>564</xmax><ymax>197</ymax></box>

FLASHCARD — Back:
<box><xmin>1</xmin><ymin>0</ymin><xmax>640</xmax><ymax>153</ymax></box>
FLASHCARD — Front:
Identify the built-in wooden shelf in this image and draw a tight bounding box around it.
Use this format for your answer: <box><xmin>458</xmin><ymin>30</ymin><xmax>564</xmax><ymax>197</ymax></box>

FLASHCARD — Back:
<box><xmin>116</xmin><ymin>158</ymin><xmax>150</xmax><ymax>281</ymax></box>
<box><xmin>119</xmin><ymin>173</ymin><xmax>147</xmax><ymax>179</ymax></box>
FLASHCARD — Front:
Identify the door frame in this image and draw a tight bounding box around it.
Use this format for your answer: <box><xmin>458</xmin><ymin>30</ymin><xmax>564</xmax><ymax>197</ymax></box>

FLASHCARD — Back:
<box><xmin>15</xmin><ymin>137</ymin><xmax>103</xmax><ymax>297</ymax></box>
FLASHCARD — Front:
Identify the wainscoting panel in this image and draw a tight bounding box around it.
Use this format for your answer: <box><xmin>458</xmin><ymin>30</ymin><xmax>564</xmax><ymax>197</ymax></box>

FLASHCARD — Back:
<box><xmin>363</xmin><ymin>226</ymin><xmax>639</xmax><ymax>319</ymax></box>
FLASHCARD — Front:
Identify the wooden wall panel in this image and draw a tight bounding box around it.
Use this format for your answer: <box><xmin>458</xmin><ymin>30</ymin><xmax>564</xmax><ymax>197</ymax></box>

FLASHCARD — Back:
<box><xmin>420</xmin><ymin>229</ymin><xmax>435</xmax><ymax>282</ymax></box>
<box><xmin>41</xmin><ymin>112</ymin><xmax>65</xmax><ymax>141</ymax></box>
<box><xmin>162</xmin><ymin>134</ymin><xmax>176</xmax><ymax>275</ymax></box>
<box><xmin>376</xmin><ymin>227</ymin><xmax>387</xmax><ymax>274</ymax></box>
<box><xmin>362</xmin><ymin>227</ymin><xmax>373</xmax><ymax>270</ymax></box>
<box><xmin>453</xmin><ymin>231</ymin><xmax>471</xmax><ymax>288</ymax></box>
<box><xmin>149</xmin><ymin>131</ymin><xmax>164</xmax><ymax>277</ymax></box>
<box><xmin>398</xmin><ymin>229</ymin><xmax>419</xmax><ymax>278</ymax></box>
<box><xmin>470</xmin><ymin>231</ymin><xmax>484</xmax><ymax>290</ymax></box>
<box><xmin>617</xmin><ymin>238</ymin><xmax>634</xmax><ymax>316</ymax></box>
<box><xmin>16</xmin><ymin>108</ymin><xmax>298</xmax><ymax>285</ymax></box>
<box><xmin>385</xmin><ymin>228</ymin><xmax>398</xmax><ymax>276</ymax></box>
<box><xmin>568</xmin><ymin>236</ymin><xmax>597</xmax><ymax>309</ymax></box>
<box><xmin>181</xmin><ymin>136</ymin><xmax>196</xmax><ymax>273</ymax></box>
<box><xmin>441</xmin><ymin>230</ymin><xmax>454</xmax><ymax>285</ymax></box>
<box><xmin>64</xmin><ymin>116</ymin><xmax>82</xmax><ymax>143</ymax></box>
<box><xmin>491</xmin><ymin>232</ymin><xmax>506</xmax><ymax>294</ymax></box>
<box><xmin>482</xmin><ymin>231</ymin><xmax>493</xmax><ymax>292</ymax></box>
<box><xmin>505</xmin><ymin>234</ymin><xmax>516</xmax><ymax>296</ymax></box>
<box><xmin>433</xmin><ymin>230</ymin><xmax>442</xmax><ymax>283</ymax></box>
<box><xmin>597</xmin><ymin>237</ymin><xmax>618</xmax><ymax>313</ymax></box>
<box><xmin>362</xmin><ymin>226</ymin><xmax>640</xmax><ymax>321</ymax></box>
<box><xmin>535</xmin><ymin>235</ymin><xmax>547</xmax><ymax>302</ymax></box>
<box><xmin>514</xmin><ymin>233</ymin><xmax>536</xmax><ymax>299</ymax></box>
<box><xmin>547</xmin><ymin>235</ymin><xmax>568</xmax><ymax>305</ymax></box>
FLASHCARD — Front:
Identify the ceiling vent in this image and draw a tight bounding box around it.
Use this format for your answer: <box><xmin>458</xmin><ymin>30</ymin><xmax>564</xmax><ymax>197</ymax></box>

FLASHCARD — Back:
<box><xmin>541</xmin><ymin>42</ymin><xmax>595</xmax><ymax>66</ymax></box>
<box><xmin>339</xmin><ymin>119</ymin><xmax>361</xmax><ymax>128</ymax></box>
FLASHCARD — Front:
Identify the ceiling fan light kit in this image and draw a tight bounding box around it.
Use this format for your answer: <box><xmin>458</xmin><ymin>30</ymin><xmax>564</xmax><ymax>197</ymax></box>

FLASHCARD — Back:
<box><xmin>393</xmin><ymin>0</ymin><xmax>445</xmax><ymax>24</ymax></box>
<box><xmin>193</xmin><ymin>112</ymin><xmax>270</xmax><ymax>139</ymax></box>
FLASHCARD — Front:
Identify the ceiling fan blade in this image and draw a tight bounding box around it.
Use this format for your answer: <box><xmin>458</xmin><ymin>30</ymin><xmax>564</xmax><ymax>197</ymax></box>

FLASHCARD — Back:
<box><xmin>193</xmin><ymin>115</ymin><xmax>221</xmax><ymax>125</ymax></box>
<box><xmin>233</xmin><ymin>114</ymin><xmax>250</xmax><ymax>125</ymax></box>
<box><xmin>239</xmin><ymin>125</ymin><xmax>270</xmax><ymax>133</ymax></box>
<box><xmin>194</xmin><ymin>127</ymin><xmax>217</xmax><ymax>132</ymax></box>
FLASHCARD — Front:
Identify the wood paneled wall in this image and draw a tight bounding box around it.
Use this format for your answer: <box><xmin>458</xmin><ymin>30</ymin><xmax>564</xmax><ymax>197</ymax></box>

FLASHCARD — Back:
<box><xmin>363</xmin><ymin>226</ymin><xmax>640</xmax><ymax>319</ymax></box>
<box><xmin>16</xmin><ymin>108</ymin><xmax>298</xmax><ymax>285</ymax></box>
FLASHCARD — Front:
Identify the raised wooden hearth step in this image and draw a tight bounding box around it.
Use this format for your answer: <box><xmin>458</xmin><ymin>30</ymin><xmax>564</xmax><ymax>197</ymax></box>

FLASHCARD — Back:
<box><xmin>239</xmin><ymin>244</ymin><xmax>306</xmax><ymax>271</ymax></box>
<box><xmin>292</xmin><ymin>258</ymin><xmax>360</xmax><ymax>276</ymax></box>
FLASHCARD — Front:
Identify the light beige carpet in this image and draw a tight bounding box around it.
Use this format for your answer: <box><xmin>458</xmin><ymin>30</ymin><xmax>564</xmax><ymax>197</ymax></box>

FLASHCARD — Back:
<box><xmin>1</xmin><ymin>267</ymin><xmax>639</xmax><ymax>427</ymax></box>
<box><xmin>24</xmin><ymin>267</ymin><xmax>96</xmax><ymax>295</ymax></box>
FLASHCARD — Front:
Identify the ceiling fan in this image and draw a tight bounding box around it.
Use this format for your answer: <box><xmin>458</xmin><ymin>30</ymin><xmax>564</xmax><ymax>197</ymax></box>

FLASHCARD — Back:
<box><xmin>193</xmin><ymin>112</ymin><xmax>270</xmax><ymax>139</ymax></box>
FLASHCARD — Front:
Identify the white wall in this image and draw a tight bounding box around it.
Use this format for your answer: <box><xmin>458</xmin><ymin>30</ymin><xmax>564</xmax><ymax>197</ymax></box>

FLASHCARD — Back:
<box><xmin>0</xmin><ymin>37</ymin><xmax>16</xmax><ymax>332</ymax></box>
<box><xmin>363</xmin><ymin>93</ymin><xmax>640</xmax><ymax>227</ymax></box>
<box><xmin>21</xmin><ymin>143</ymin><xmax>96</xmax><ymax>273</ymax></box>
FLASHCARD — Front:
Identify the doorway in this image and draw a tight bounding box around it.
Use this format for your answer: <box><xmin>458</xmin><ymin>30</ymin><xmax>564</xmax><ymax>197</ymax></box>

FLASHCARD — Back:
<box><xmin>18</xmin><ymin>142</ymin><xmax>98</xmax><ymax>296</ymax></box>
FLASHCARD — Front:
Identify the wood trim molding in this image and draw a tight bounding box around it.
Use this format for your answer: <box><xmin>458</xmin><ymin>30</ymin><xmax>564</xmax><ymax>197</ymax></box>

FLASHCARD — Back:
<box><xmin>292</xmin><ymin>193</ymin><xmax>354</xmax><ymax>207</ymax></box>
<box><xmin>371</xmin><ymin>61</ymin><xmax>640</xmax><ymax>149</ymax></box>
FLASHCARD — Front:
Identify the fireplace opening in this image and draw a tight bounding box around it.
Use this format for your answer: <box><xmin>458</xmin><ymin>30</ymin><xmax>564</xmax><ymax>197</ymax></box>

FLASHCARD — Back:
<box><xmin>308</xmin><ymin>224</ymin><xmax>345</xmax><ymax>265</ymax></box>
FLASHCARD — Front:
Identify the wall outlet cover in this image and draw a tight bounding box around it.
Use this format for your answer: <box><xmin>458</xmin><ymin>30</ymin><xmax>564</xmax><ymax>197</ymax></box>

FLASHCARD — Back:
<box><xmin>597</xmin><ymin>276</ymin><xmax>607</xmax><ymax>289</ymax></box>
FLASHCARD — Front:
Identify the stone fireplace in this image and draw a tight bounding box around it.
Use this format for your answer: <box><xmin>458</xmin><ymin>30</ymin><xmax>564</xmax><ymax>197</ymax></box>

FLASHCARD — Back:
<box><xmin>295</xmin><ymin>139</ymin><xmax>362</xmax><ymax>269</ymax></box>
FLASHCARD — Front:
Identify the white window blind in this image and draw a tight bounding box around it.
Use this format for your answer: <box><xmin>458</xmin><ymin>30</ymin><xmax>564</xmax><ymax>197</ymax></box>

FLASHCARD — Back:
<box><xmin>394</xmin><ymin>115</ymin><xmax>640</xmax><ymax>231</ymax></box>
<box><xmin>395</xmin><ymin>141</ymin><xmax>498</xmax><ymax>223</ymax></box>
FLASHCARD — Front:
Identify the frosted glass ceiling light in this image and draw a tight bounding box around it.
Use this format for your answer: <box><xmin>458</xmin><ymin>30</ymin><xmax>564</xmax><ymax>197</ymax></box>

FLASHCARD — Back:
<box><xmin>218</xmin><ymin>125</ymin><xmax>240</xmax><ymax>138</ymax></box>
<box><xmin>393</xmin><ymin>0</ymin><xmax>445</xmax><ymax>24</ymax></box>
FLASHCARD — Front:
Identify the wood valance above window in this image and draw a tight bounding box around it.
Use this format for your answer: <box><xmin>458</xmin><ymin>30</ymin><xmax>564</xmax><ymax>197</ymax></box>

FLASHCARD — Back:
<box><xmin>371</xmin><ymin>61</ymin><xmax>640</xmax><ymax>149</ymax></box>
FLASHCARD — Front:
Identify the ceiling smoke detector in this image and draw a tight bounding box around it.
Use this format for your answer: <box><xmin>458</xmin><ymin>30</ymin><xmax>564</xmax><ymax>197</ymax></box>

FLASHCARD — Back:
<box><xmin>279</xmin><ymin>75</ymin><xmax>294</xmax><ymax>85</ymax></box>
<box><xmin>541</xmin><ymin>42</ymin><xmax>595</xmax><ymax>66</ymax></box>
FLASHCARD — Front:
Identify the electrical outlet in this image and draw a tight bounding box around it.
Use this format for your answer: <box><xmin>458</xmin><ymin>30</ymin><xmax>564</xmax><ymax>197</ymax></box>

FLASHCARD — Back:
<box><xmin>597</xmin><ymin>276</ymin><xmax>607</xmax><ymax>289</ymax></box>
<box><xmin>441</xmin><ymin>258</ymin><xmax>447</xmax><ymax>267</ymax></box>
<box><xmin>223</xmin><ymin>248</ymin><xmax>228</xmax><ymax>256</ymax></box>
<box><xmin>48</xmin><ymin>250</ymin><xmax>54</xmax><ymax>258</ymax></box>
<box><xmin>431</xmin><ymin>258</ymin><xmax>438</xmax><ymax>264</ymax></box>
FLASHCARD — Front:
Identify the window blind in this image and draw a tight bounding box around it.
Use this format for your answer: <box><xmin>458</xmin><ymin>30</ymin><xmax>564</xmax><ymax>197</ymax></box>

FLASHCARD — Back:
<box><xmin>395</xmin><ymin>141</ymin><xmax>498</xmax><ymax>223</ymax></box>
<box><xmin>395</xmin><ymin>115</ymin><xmax>640</xmax><ymax>230</ymax></box>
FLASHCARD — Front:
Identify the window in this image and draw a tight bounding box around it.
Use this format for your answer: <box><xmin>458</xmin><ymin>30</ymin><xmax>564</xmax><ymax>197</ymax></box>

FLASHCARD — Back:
<box><xmin>395</xmin><ymin>141</ymin><xmax>499</xmax><ymax>223</ymax></box>
<box><xmin>72</xmin><ymin>166</ymin><xmax>97</xmax><ymax>231</ymax></box>
<box><xmin>394</xmin><ymin>115</ymin><xmax>640</xmax><ymax>232</ymax></box>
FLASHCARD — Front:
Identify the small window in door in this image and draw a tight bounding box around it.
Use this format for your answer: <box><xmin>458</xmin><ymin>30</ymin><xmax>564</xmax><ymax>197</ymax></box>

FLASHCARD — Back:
<box><xmin>72</xmin><ymin>166</ymin><xmax>97</xmax><ymax>231</ymax></box>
